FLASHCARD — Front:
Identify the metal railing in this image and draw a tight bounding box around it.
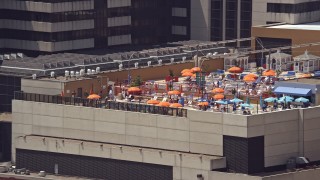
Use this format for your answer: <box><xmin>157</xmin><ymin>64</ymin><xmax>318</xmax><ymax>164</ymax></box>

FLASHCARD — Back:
<box><xmin>14</xmin><ymin>91</ymin><xmax>187</xmax><ymax>117</ymax></box>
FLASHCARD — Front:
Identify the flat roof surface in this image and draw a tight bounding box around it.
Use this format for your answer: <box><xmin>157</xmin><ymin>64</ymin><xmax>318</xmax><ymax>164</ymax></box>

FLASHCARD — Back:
<box><xmin>268</xmin><ymin>22</ymin><xmax>320</xmax><ymax>30</ymax></box>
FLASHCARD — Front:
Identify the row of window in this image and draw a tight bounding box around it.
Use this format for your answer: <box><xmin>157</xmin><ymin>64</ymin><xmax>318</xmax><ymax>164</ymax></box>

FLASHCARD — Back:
<box><xmin>0</xmin><ymin>8</ymin><xmax>132</xmax><ymax>22</ymax></box>
<box><xmin>267</xmin><ymin>1</ymin><xmax>320</xmax><ymax>13</ymax></box>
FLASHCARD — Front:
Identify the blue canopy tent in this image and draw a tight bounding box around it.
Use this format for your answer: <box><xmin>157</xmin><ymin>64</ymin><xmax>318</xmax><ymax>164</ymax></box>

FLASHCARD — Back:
<box><xmin>273</xmin><ymin>87</ymin><xmax>312</xmax><ymax>97</ymax></box>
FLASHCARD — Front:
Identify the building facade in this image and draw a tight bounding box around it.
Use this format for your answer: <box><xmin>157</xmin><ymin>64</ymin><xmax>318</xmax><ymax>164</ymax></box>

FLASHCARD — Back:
<box><xmin>252</xmin><ymin>0</ymin><xmax>320</xmax><ymax>26</ymax></box>
<box><xmin>0</xmin><ymin>0</ymin><xmax>191</xmax><ymax>55</ymax></box>
<box><xmin>11</xmin><ymin>96</ymin><xmax>320</xmax><ymax>179</ymax></box>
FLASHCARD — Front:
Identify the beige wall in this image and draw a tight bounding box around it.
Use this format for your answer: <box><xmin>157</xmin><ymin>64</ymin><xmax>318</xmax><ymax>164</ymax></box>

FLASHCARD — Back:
<box><xmin>101</xmin><ymin>58</ymin><xmax>224</xmax><ymax>82</ymax></box>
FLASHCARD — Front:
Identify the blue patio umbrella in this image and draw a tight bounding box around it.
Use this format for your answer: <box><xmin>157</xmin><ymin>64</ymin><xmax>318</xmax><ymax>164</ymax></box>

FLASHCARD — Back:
<box><xmin>240</xmin><ymin>103</ymin><xmax>254</xmax><ymax>109</ymax></box>
<box><xmin>264</xmin><ymin>97</ymin><xmax>277</xmax><ymax>102</ymax></box>
<box><xmin>215</xmin><ymin>100</ymin><xmax>230</xmax><ymax>105</ymax></box>
<box><xmin>279</xmin><ymin>96</ymin><xmax>294</xmax><ymax>101</ymax></box>
<box><xmin>278</xmin><ymin>97</ymin><xmax>293</xmax><ymax>103</ymax></box>
<box><xmin>295</xmin><ymin>97</ymin><xmax>309</xmax><ymax>103</ymax></box>
<box><xmin>230</xmin><ymin>98</ymin><xmax>243</xmax><ymax>103</ymax></box>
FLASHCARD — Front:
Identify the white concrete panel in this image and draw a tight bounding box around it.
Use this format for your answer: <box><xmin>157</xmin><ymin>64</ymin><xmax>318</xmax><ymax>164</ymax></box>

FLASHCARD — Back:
<box><xmin>157</xmin><ymin>128</ymin><xmax>189</xmax><ymax>142</ymax></box>
<box><xmin>188</xmin><ymin>111</ymin><xmax>222</xmax><ymax>124</ymax></box>
<box><xmin>190</xmin><ymin>121</ymin><xmax>222</xmax><ymax>134</ymax></box>
<box><xmin>94</xmin><ymin>109</ymin><xmax>126</xmax><ymax>123</ymax></box>
<box><xmin>142</xmin><ymin>150</ymin><xmax>176</xmax><ymax>166</ymax></box>
<box><xmin>304</xmin><ymin>118</ymin><xmax>320</xmax><ymax>130</ymax></box>
<box><xmin>223</xmin><ymin>125</ymin><xmax>247</xmax><ymax>137</ymax></box>
<box><xmin>189</xmin><ymin>143</ymin><xmax>223</xmax><ymax>156</ymax></box>
<box><xmin>107</xmin><ymin>0</ymin><xmax>131</xmax><ymax>8</ymax></box>
<box><xmin>94</xmin><ymin>132</ymin><xmax>126</xmax><ymax>144</ymax></box>
<box><xmin>12</xmin><ymin>124</ymin><xmax>32</xmax><ymax>134</ymax></box>
<box><xmin>33</xmin><ymin>115</ymin><xmax>63</xmax><ymax>128</ymax></box>
<box><xmin>125</xmin><ymin>135</ymin><xmax>157</xmax><ymax>148</ymax></box>
<box><xmin>265</xmin><ymin>120</ymin><xmax>298</xmax><ymax>135</ymax></box>
<box><xmin>247</xmin><ymin>125</ymin><xmax>265</xmax><ymax>138</ymax></box>
<box><xmin>157</xmin><ymin>139</ymin><xmax>189</xmax><ymax>151</ymax></box>
<box><xmin>223</xmin><ymin>114</ymin><xmax>248</xmax><ymax>126</ymax></box>
<box><xmin>157</xmin><ymin>116</ymin><xmax>189</xmax><ymax>131</ymax></box>
<box><xmin>32</xmin><ymin>126</ymin><xmax>64</xmax><ymax>138</ymax></box>
<box><xmin>32</xmin><ymin>102</ymin><xmax>63</xmax><ymax>117</ymax></box>
<box><xmin>126</xmin><ymin>124</ymin><xmax>157</xmax><ymax>138</ymax></box>
<box><xmin>190</xmin><ymin>132</ymin><xmax>222</xmax><ymax>145</ymax></box>
<box><xmin>94</xmin><ymin>121</ymin><xmax>125</xmax><ymax>134</ymax></box>
<box><xmin>265</xmin><ymin>131</ymin><xmax>299</xmax><ymax>146</ymax></box>
<box><xmin>63</xmin><ymin>129</ymin><xmax>94</xmax><ymax>141</ymax></box>
<box><xmin>265</xmin><ymin>142</ymin><xmax>299</xmax><ymax>157</ymax></box>
<box><xmin>64</xmin><ymin>105</ymin><xmax>94</xmax><ymax>120</ymax></box>
<box><xmin>125</xmin><ymin>113</ymin><xmax>157</xmax><ymax>127</ymax></box>
<box><xmin>63</xmin><ymin>118</ymin><xmax>94</xmax><ymax>131</ymax></box>
<box><xmin>12</xmin><ymin>112</ymin><xmax>33</xmax><ymax>125</ymax></box>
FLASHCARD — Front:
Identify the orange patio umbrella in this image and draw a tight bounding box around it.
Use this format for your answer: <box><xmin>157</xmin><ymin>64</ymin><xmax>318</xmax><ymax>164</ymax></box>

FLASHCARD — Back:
<box><xmin>168</xmin><ymin>90</ymin><xmax>181</xmax><ymax>95</ymax></box>
<box><xmin>127</xmin><ymin>87</ymin><xmax>142</xmax><ymax>95</ymax></box>
<box><xmin>243</xmin><ymin>76</ymin><xmax>256</xmax><ymax>82</ymax></box>
<box><xmin>182</xmin><ymin>72</ymin><xmax>194</xmax><ymax>77</ymax></box>
<box><xmin>87</xmin><ymin>94</ymin><xmax>101</xmax><ymax>100</ymax></box>
<box><xmin>181</xmin><ymin>69</ymin><xmax>192</xmax><ymax>74</ymax></box>
<box><xmin>157</xmin><ymin>101</ymin><xmax>171</xmax><ymax>107</ymax></box>
<box><xmin>191</xmin><ymin>67</ymin><xmax>202</xmax><ymax>73</ymax></box>
<box><xmin>198</xmin><ymin>102</ymin><xmax>209</xmax><ymax>106</ymax></box>
<box><xmin>147</xmin><ymin>99</ymin><xmax>160</xmax><ymax>105</ymax></box>
<box><xmin>228</xmin><ymin>66</ymin><xmax>242</xmax><ymax>73</ymax></box>
<box><xmin>301</xmin><ymin>73</ymin><xmax>312</xmax><ymax>78</ymax></box>
<box><xmin>263</xmin><ymin>69</ymin><xmax>276</xmax><ymax>76</ymax></box>
<box><xmin>170</xmin><ymin>103</ymin><xmax>183</xmax><ymax>108</ymax></box>
<box><xmin>244</xmin><ymin>73</ymin><xmax>258</xmax><ymax>78</ymax></box>
<box><xmin>192</xmin><ymin>74</ymin><xmax>196</xmax><ymax>78</ymax></box>
<box><xmin>212</xmin><ymin>88</ymin><xmax>224</xmax><ymax>94</ymax></box>
<box><xmin>213</xmin><ymin>94</ymin><xmax>224</xmax><ymax>100</ymax></box>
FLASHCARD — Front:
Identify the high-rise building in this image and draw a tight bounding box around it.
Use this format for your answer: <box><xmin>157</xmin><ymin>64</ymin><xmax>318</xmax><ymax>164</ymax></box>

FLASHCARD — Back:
<box><xmin>0</xmin><ymin>0</ymin><xmax>191</xmax><ymax>56</ymax></box>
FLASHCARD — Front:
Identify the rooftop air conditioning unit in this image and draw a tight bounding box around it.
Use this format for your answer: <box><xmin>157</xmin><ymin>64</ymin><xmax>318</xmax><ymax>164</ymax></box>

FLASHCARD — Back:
<box><xmin>11</xmin><ymin>53</ymin><xmax>17</xmax><ymax>59</ymax></box>
<box><xmin>182</xmin><ymin>56</ymin><xmax>186</xmax><ymax>62</ymax></box>
<box><xmin>147</xmin><ymin>61</ymin><xmax>151</xmax><ymax>67</ymax></box>
<box><xmin>96</xmin><ymin>67</ymin><xmax>100</xmax><ymax>73</ymax></box>
<box><xmin>32</xmin><ymin>74</ymin><xmax>37</xmax><ymax>79</ymax></box>
<box><xmin>50</xmin><ymin>71</ymin><xmax>55</xmax><ymax>78</ymax></box>
<box><xmin>75</xmin><ymin>71</ymin><xmax>80</xmax><ymax>78</ymax></box>
<box><xmin>91</xmin><ymin>70</ymin><xmax>96</xmax><ymax>74</ymax></box>
<box><xmin>119</xmin><ymin>63</ymin><xmax>123</xmax><ymax>70</ymax></box>
<box><xmin>80</xmin><ymin>69</ymin><xmax>85</xmax><ymax>76</ymax></box>
<box><xmin>158</xmin><ymin>59</ymin><xmax>162</xmax><ymax>65</ymax></box>
<box><xmin>87</xmin><ymin>69</ymin><xmax>91</xmax><ymax>75</ymax></box>
<box><xmin>70</xmin><ymin>71</ymin><xmax>75</xmax><ymax>77</ymax></box>
<box><xmin>134</xmin><ymin>62</ymin><xmax>139</xmax><ymax>68</ymax></box>
<box><xmin>4</xmin><ymin>54</ymin><xmax>10</xmax><ymax>60</ymax></box>
<box><xmin>170</xmin><ymin>58</ymin><xmax>174</xmax><ymax>64</ymax></box>
<box><xmin>17</xmin><ymin>53</ymin><xmax>23</xmax><ymax>58</ymax></box>
<box><xmin>65</xmin><ymin>71</ymin><xmax>70</xmax><ymax>77</ymax></box>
